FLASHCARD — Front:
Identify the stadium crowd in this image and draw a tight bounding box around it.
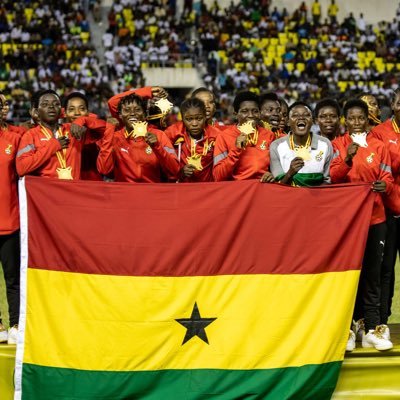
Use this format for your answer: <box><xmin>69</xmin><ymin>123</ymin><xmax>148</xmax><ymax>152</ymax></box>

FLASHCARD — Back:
<box><xmin>197</xmin><ymin>0</ymin><xmax>400</xmax><ymax>119</ymax></box>
<box><xmin>1</xmin><ymin>0</ymin><xmax>400</xmax><ymax>359</ymax></box>
<box><xmin>2</xmin><ymin>0</ymin><xmax>400</xmax><ymax>122</ymax></box>
<box><xmin>101</xmin><ymin>0</ymin><xmax>400</xmax><ymax>121</ymax></box>
<box><xmin>0</xmin><ymin>0</ymin><xmax>111</xmax><ymax>120</ymax></box>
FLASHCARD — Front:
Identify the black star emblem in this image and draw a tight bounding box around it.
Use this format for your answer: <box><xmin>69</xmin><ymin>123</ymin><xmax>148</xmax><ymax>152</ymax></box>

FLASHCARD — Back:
<box><xmin>175</xmin><ymin>302</ymin><xmax>217</xmax><ymax>345</ymax></box>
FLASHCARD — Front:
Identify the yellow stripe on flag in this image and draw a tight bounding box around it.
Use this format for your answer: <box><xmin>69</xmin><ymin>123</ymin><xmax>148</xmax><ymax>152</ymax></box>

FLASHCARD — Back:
<box><xmin>24</xmin><ymin>268</ymin><xmax>358</xmax><ymax>371</ymax></box>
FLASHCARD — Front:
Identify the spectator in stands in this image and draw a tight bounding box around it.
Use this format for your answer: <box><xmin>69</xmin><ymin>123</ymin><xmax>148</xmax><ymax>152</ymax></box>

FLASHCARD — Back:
<box><xmin>0</xmin><ymin>96</ymin><xmax>21</xmax><ymax>344</ymax></box>
<box><xmin>330</xmin><ymin>99</ymin><xmax>393</xmax><ymax>351</ymax></box>
<box><xmin>328</xmin><ymin>0</ymin><xmax>339</xmax><ymax>24</ymax></box>
<box><xmin>311</xmin><ymin>0</ymin><xmax>321</xmax><ymax>25</ymax></box>
<box><xmin>268</xmin><ymin>102</ymin><xmax>333</xmax><ymax>186</ymax></box>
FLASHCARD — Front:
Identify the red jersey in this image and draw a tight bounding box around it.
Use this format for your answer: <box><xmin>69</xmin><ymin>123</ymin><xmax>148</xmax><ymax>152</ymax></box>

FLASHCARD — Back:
<box><xmin>7</xmin><ymin>123</ymin><xmax>28</xmax><ymax>136</ymax></box>
<box><xmin>77</xmin><ymin>115</ymin><xmax>108</xmax><ymax>181</ymax></box>
<box><xmin>370</xmin><ymin>118</ymin><xmax>400</xmax><ymax>213</ymax></box>
<box><xmin>98</xmin><ymin>125</ymin><xmax>179</xmax><ymax>183</ymax></box>
<box><xmin>370</xmin><ymin>118</ymin><xmax>400</xmax><ymax>178</ymax></box>
<box><xmin>16</xmin><ymin>118</ymin><xmax>102</xmax><ymax>180</ymax></box>
<box><xmin>213</xmin><ymin>125</ymin><xmax>275</xmax><ymax>181</ymax></box>
<box><xmin>331</xmin><ymin>133</ymin><xmax>393</xmax><ymax>225</ymax></box>
<box><xmin>164</xmin><ymin>122</ymin><xmax>219</xmax><ymax>182</ymax></box>
<box><xmin>0</xmin><ymin>127</ymin><xmax>21</xmax><ymax>234</ymax></box>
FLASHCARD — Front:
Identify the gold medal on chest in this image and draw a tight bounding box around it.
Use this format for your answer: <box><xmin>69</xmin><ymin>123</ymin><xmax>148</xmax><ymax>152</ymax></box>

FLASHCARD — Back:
<box><xmin>5</xmin><ymin>144</ymin><xmax>12</xmax><ymax>155</ymax></box>
<box><xmin>56</xmin><ymin>166</ymin><xmax>73</xmax><ymax>180</ymax></box>
<box><xmin>132</xmin><ymin>121</ymin><xmax>148</xmax><ymax>138</ymax></box>
<box><xmin>238</xmin><ymin>121</ymin><xmax>255</xmax><ymax>135</ymax></box>
<box><xmin>145</xmin><ymin>146</ymin><xmax>153</xmax><ymax>155</ymax></box>
<box><xmin>294</xmin><ymin>147</ymin><xmax>312</xmax><ymax>161</ymax></box>
<box><xmin>186</xmin><ymin>154</ymin><xmax>203</xmax><ymax>171</ymax></box>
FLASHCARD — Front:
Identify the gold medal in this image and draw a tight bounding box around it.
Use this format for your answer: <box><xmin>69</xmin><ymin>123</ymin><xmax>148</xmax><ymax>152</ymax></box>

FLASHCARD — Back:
<box><xmin>351</xmin><ymin>133</ymin><xmax>368</xmax><ymax>148</ymax></box>
<box><xmin>238</xmin><ymin>121</ymin><xmax>255</xmax><ymax>135</ymax></box>
<box><xmin>290</xmin><ymin>134</ymin><xmax>312</xmax><ymax>161</ymax></box>
<box><xmin>132</xmin><ymin>121</ymin><xmax>148</xmax><ymax>138</ymax></box>
<box><xmin>154</xmin><ymin>98</ymin><xmax>173</xmax><ymax>114</ymax></box>
<box><xmin>40</xmin><ymin>125</ymin><xmax>73</xmax><ymax>180</ymax></box>
<box><xmin>186</xmin><ymin>136</ymin><xmax>210</xmax><ymax>170</ymax></box>
<box><xmin>294</xmin><ymin>147</ymin><xmax>312</xmax><ymax>160</ymax></box>
<box><xmin>186</xmin><ymin>154</ymin><xmax>203</xmax><ymax>171</ymax></box>
<box><xmin>145</xmin><ymin>146</ymin><xmax>153</xmax><ymax>154</ymax></box>
<box><xmin>56</xmin><ymin>166</ymin><xmax>73</xmax><ymax>180</ymax></box>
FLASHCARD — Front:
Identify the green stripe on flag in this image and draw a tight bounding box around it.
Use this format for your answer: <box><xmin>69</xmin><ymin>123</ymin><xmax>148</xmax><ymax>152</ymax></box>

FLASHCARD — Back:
<box><xmin>275</xmin><ymin>172</ymin><xmax>325</xmax><ymax>186</ymax></box>
<box><xmin>22</xmin><ymin>362</ymin><xmax>342</xmax><ymax>400</ymax></box>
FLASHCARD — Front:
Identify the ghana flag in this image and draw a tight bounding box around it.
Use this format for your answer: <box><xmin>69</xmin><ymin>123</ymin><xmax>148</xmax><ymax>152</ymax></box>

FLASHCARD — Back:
<box><xmin>15</xmin><ymin>177</ymin><xmax>374</xmax><ymax>400</ymax></box>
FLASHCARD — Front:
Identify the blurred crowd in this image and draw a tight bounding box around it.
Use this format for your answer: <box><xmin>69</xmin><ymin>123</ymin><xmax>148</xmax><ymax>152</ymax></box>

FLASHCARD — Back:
<box><xmin>198</xmin><ymin>0</ymin><xmax>400</xmax><ymax>120</ymax></box>
<box><xmin>0</xmin><ymin>0</ymin><xmax>111</xmax><ymax>120</ymax></box>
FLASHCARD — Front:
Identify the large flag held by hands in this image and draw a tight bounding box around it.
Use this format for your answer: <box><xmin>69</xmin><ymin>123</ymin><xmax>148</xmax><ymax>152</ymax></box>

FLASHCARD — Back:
<box><xmin>15</xmin><ymin>177</ymin><xmax>374</xmax><ymax>399</ymax></box>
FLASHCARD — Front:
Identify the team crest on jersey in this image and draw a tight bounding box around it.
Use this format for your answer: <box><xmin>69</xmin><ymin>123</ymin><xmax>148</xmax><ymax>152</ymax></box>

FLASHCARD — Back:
<box><xmin>259</xmin><ymin>140</ymin><xmax>267</xmax><ymax>151</ymax></box>
<box><xmin>145</xmin><ymin>146</ymin><xmax>153</xmax><ymax>155</ymax></box>
<box><xmin>315</xmin><ymin>150</ymin><xmax>324</xmax><ymax>162</ymax></box>
<box><xmin>5</xmin><ymin>144</ymin><xmax>12</xmax><ymax>155</ymax></box>
<box><xmin>366</xmin><ymin>152</ymin><xmax>375</xmax><ymax>163</ymax></box>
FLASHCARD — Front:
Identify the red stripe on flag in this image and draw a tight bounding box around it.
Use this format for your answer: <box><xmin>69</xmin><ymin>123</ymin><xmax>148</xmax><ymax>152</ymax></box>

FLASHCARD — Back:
<box><xmin>25</xmin><ymin>177</ymin><xmax>374</xmax><ymax>276</ymax></box>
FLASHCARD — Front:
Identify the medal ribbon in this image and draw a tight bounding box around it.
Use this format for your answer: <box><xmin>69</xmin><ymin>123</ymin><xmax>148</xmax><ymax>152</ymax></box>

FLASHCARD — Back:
<box><xmin>40</xmin><ymin>125</ymin><xmax>68</xmax><ymax>169</ymax></box>
<box><xmin>246</xmin><ymin>129</ymin><xmax>259</xmax><ymax>146</ymax></box>
<box><xmin>289</xmin><ymin>133</ymin><xmax>311</xmax><ymax>151</ymax></box>
<box><xmin>275</xmin><ymin>129</ymin><xmax>283</xmax><ymax>139</ymax></box>
<box><xmin>190</xmin><ymin>137</ymin><xmax>210</xmax><ymax>157</ymax></box>
<box><xmin>392</xmin><ymin>118</ymin><xmax>400</xmax><ymax>134</ymax></box>
<box><xmin>124</xmin><ymin>129</ymin><xmax>134</xmax><ymax>139</ymax></box>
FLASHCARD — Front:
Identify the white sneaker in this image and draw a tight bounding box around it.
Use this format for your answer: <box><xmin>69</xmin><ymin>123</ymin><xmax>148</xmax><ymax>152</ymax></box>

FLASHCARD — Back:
<box><xmin>0</xmin><ymin>324</ymin><xmax>8</xmax><ymax>343</ymax></box>
<box><xmin>362</xmin><ymin>328</ymin><xmax>393</xmax><ymax>351</ymax></box>
<box><xmin>377</xmin><ymin>324</ymin><xmax>390</xmax><ymax>340</ymax></box>
<box><xmin>7</xmin><ymin>325</ymin><xmax>18</xmax><ymax>345</ymax></box>
<box><xmin>346</xmin><ymin>330</ymin><xmax>356</xmax><ymax>352</ymax></box>
<box><xmin>353</xmin><ymin>319</ymin><xmax>365</xmax><ymax>342</ymax></box>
